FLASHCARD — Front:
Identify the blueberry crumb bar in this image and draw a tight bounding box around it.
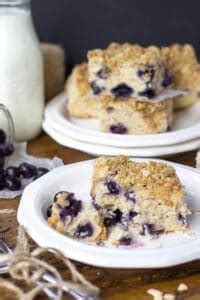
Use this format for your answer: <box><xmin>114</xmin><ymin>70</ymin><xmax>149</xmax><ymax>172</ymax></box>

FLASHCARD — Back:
<box><xmin>65</xmin><ymin>62</ymin><xmax>101</xmax><ymax>118</ymax></box>
<box><xmin>162</xmin><ymin>44</ymin><xmax>200</xmax><ymax>109</ymax></box>
<box><xmin>87</xmin><ymin>43</ymin><xmax>172</xmax><ymax>100</ymax></box>
<box><xmin>47</xmin><ymin>191</ymin><xmax>106</xmax><ymax>242</ymax></box>
<box><xmin>91</xmin><ymin>156</ymin><xmax>191</xmax><ymax>239</ymax></box>
<box><xmin>99</xmin><ymin>96</ymin><xmax>173</xmax><ymax>134</ymax></box>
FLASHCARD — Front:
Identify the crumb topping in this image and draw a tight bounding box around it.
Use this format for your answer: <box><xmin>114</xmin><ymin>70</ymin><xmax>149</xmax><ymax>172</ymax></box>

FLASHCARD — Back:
<box><xmin>93</xmin><ymin>156</ymin><xmax>186</xmax><ymax>208</ymax></box>
<box><xmin>88</xmin><ymin>43</ymin><xmax>166</xmax><ymax>69</ymax></box>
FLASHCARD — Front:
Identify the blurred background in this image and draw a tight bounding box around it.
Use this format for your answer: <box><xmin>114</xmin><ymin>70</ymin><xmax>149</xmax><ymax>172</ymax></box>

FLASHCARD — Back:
<box><xmin>32</xmin><ymin>0</ymin><xmax>200</xmax><ymax>69</ymax></box>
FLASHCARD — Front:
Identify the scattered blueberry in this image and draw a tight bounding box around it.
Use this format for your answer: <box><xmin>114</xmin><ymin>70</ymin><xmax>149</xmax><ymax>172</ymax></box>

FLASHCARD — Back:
<box><xmin>139</xmin><ymin>88</ymin><xmax>156</xmax><ymax>99</ymax></box>
<box><xmin>97</xmin><ymin>67</ymin><xmax>110</xmax><ymax>79</ymax></box>
<box><xmin>74</xmin><ymin>222</ymin><xmax>93</xmax><ymax>238</ymax></box>
<box><xmin>119</xmin><ymin>236</ymin><xmax>132</xmax><ymax>246</ymax></box>
<box><xmin>19</xmin><ymin>162</ymin><xmax>37</xmax><ymax>178</ymax></box>
<box><xmin>46</xmin><ymin>205</ymin><xmax>52</xmax><ymax>218</ymax></box>
<box><xmin>5</xmin><ymin>176</ymin><xmax>21</xmax><ymax>191</ymax></box>
<box><xmin>111</xmin><ymin>83</ymin><xmax>133</xmax><ymax>97</ymax></box>
<box><xmin>103</xmin><ymin>209</ymin><xmax>122</xmax><ymax>227</ymax></box>
<box><xmin>34</xmin><ymin>167</ymin><xmax>49</xmax><ymax>180</ymax></box>
<box><xmin>110</xmin><ymin>123</ymin><xmax>127</xmax><ymax>134</ymax></box>
<box><xmin>124</xmin><ymin>190</ymin><xmax>136</xmax><ymax>202</ymax></box>
<box><xmin>0</xmin><ymin>142</ymin><xmax>14</xmax><ymax>156</ymax></box>
<box><xmin>178</xmin><ymin>213</ymin><xmax>186</xmax><ymax>225</ymax></box>
<box><xmin>105</xmin><ymin>179</ymin><xmax>121</xmax><ymax>195</ymax></box>
<box><xmin>0</xmin><ymin>178</ymin><xmax>6</xmax><ymax>190</ymax></box>
<box><xmin>0</xmin><ymin>129</ymin><xmax>6</xmax><ymax>144</ymax></box>
<box><xmin>5</xmin><ymin>166</ymin><xmax>20</xmax><ymax>178</ymax></box>
<box><xmin>90</xmin><ymin>81</ymin><xmax>104</xmax><ymax>95</ymax></box>
<box><xmin>162</xmin><ymin>71</ymin><xmax>172</xmax><ymax>87</ymax></box>
<box><xmin>0</xmin><ymin>157</ymin><xmax>5</xmax><ymax>168</ymax></box>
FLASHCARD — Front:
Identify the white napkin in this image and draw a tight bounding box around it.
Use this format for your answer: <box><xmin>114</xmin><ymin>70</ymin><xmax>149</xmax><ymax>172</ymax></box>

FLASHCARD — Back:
<box><xmin>0</xmin><ymin>142</ymin><xmax>63</xmax><ymax>198</ymax></box>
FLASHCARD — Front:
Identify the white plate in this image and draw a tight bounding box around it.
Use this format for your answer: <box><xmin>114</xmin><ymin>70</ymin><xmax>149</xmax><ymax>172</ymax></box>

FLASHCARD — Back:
<box><xmin>43</xmin><ymin>120</ymin><xmax>200</xmax><ymax>157</ymax></box>
<box><xmin>44</xmin><ymin>93</ymin><xmax>200</xmax><ymax>148</ymax></box>
<box><xmin>18</xmin><ymin>159</ymin><xmax>200</xmax><ymax>268</ymax></box>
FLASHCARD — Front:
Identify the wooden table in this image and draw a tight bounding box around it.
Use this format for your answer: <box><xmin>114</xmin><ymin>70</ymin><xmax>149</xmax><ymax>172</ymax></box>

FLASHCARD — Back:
<box><xmin>1</xmin><ymin>133</ymin><xmax>200</xmax><ymax>299</ymax></box>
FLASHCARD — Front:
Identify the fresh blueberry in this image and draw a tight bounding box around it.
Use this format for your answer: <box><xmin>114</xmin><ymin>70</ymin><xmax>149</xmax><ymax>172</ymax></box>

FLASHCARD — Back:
<box><xmin>119</xmin><ymin>236</ymin><xmax>132</xmax><ymax>246</ymax></box>
<box><xmin>162</xmin><ymin>71</ymin><xmax>172</xmax><ymax>87</ymax></box>
<box><xmin>139</xmin><ymin>88</ymin><xmax>156</xmax><ymax>99</ymax></box>
<box><xmin>90</xmin><ymin>81</ymin><xmax>103</xmax><ymax>95</ymax></box>
<box><xmin>111</xmin><ymin>83</ymin><xmax>133</xmax><ymax>97</ymax></box>
<box><xmin>0</xmin><ymin>157</ymin><xmax>5</xmax><ymax>168</ymax></box>
<box><xmin>34</xmin><ymin>167</ymin><xmax>49</xmax><ymax>180</ymax></box>
<box><xmin>105</xmin><ymin>179</ymin><xmax>121</xmax><ymax>195</ymax></box>
<box><xmin>5</xmin><ymin>166</ymin><xmax>20</xmax><ymax>178</ymax></box>
<box><xmin>129</xmin><ymin>211</ymin><xmax>138</xmax><ymax>219</ymax></box>
<box><xmin>124</xmin><ymin>190</ymin><xmax>136</xmax><ymax>202</ymax></box>
<box><xmin>137</xmin><ymin>66</ymin><xmax>155</xmax><ymax>80</ymax></box>
<box><xmin>178</xmin><ymin>213</ymin><xmax>186</xmax><ymax>225</ymax></box>
<box><xmin>46</xmin><ymin>205</ymin><xmax>52</xmax><ymax>218</ymax></box>
<box><xmin>97</xmin><ymin>67</ymin><xmax>110</xmax><ymax>79</ymax></box>
<box><xmin>141</xmin><ymin>223</ymin><xmax>164</xmax><ymax>236</ymax></box>
<box><xmin>0</xmin><ymin>130</ymin><xmax>6</xmax><ymax>144</ymax></box>
<box><xmin>104</xmin><ymin>209</ymin><xmax>122</xmax><ymax>227</ymax></box>
<box><xmin>19</xmin><ymin>162</ymin><xmax>37</xmax><ymax>178</ymax></box>
<box><xmin>74</xmin><ymin>222</ymin><xmax>93</xmax><ymax>238</ymax></box>
<box><xmin>0</xmin><ymin>142</ymin><xmax>14</xmax><ymax>156</ymax></box>
<box><xmin>110</xmin><ymin>123</ymin><xmax>127</xmax><ymax>134</ymax></box>
<box><xmin>59</xmin><ymin>197</ymin><xmax>82</xmax><ymax>220</ymax></box>
<box><xmin>5</xmin><ymin>176</ymin><xmax>21</xmax><ymax>191</ymax></box>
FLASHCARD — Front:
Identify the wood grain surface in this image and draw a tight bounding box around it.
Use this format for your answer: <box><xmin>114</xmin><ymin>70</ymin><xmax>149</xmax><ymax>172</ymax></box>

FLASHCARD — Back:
<box><xmin>0</xmin><ymin>133</ymin><xmax>199</xmax><ymax>299</ymax></box>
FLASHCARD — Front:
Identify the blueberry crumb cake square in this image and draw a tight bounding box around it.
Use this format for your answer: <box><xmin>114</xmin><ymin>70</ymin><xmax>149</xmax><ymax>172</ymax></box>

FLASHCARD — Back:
<box><xmin>91</xmin><ymin>156</ymin><xmax>191</xmax><ymax>240</ymax></box>
<box><xmin>162</xmin><ymin>43</ymin><xmax>200</xmax><ymax>109</ymax></box>
<box><xmin>99</xmin><ymin>96</ymin><xmax>173</xmax><ymax>134</ymax></box>
<box><xmin>47</xmin><ymin>156</ymin><xmax>191</xmax><ymax>247</ymax></box>
<box><xmin>87</xmin><ymin>43</ymin><xmax>172</xmax><ymax>100</ymax></box>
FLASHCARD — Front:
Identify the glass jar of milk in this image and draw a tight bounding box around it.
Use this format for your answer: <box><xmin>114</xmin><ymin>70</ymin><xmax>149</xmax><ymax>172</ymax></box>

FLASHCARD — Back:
<box><xmin>0</xmin><ymin>0</ymin><xmax>44</xmax><ymax>141</ymax></box>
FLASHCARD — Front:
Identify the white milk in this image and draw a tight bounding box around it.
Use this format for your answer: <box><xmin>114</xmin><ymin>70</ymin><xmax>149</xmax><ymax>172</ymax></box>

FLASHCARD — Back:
<box><xmin>0</xmin><ymin>6</ymin><xmax>44</xmax><ymax>141</ymax></box>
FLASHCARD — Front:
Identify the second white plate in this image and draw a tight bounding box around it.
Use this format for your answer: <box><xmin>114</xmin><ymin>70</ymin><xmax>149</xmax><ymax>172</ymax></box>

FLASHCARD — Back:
<box><xmin>43</xmin><ymin>120</ymin><xmax>200</xmax><ymax>157</ymax></box>
<box><xmin>45</xmin><ymin>93</ymin><xmax>200</xmax><ymax>148</ymax></box>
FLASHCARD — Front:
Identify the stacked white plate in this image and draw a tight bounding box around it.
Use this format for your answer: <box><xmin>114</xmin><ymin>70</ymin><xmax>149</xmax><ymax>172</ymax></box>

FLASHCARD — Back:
<box><xmin>43</xmin><ymin>93</ymin><xmax>200</xmax><ymax>157</ymax></box>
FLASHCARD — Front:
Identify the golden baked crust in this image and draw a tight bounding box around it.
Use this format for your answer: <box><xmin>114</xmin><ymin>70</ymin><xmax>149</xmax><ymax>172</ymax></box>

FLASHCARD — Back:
<box><xmin>92</xmin><ymin>156</ymin><xmax>185</xmax><ymax>209</ymax></box>
<box><xmin>162</xmin><ymin>44</ymin><xmax>200</xmax><ymax>109</ymax></box>
<box><xmin>88</xmin><ymin>43</ymin><xmax>165</xmax><ymax>69</ymax></box>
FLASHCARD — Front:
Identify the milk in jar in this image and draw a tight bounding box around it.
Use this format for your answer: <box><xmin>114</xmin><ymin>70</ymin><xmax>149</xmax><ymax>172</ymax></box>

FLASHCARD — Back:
<box><xmin>0</xmin><ymin>0</ymin><xmax>44</xmax><ymax>141</ymax></box>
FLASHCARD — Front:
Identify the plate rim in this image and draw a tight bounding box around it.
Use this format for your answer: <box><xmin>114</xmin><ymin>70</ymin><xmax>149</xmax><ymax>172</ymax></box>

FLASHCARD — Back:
<box><xmin>44</xmin><ymin>93</ymin><xmax>200</xmax><ymax>148</ymax></box>
<box><xmin>17</xmin><ymin>158</ymin><xmax>200</xmax><ymax>268</ymax></box>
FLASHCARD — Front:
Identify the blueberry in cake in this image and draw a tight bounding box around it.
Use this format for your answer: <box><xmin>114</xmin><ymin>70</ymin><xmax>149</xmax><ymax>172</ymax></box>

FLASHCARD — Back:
<box><xmin>91</xmin><ymin>156</ymin><xmax>191</xmax><ymax>239</ymax></box>
<box><xmin>47</xmin><ymin>191</ymin><xmax>106</xmax><ymax>242</ymax></box>
<box><xmin>162</xmin><ymin>44</ymin><xmax>200</xmax><ymax>109</ymax></box>
<box><xmin>87</xmin><ymin>43</ymin><xmax>171</xmax><ymax>100</ymax></box>
<box><xmin>99</xmin><ymin>95</ymin><xmax>173</xmax><ymax>134</ymax></box>
<box><xmin>65</xmin><ymin>63</ymin><xmax>102</xmax><ymax>118</ymax></box>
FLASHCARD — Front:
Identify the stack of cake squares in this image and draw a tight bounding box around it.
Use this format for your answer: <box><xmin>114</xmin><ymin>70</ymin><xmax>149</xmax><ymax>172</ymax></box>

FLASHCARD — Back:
<box><xmin>66</xmin><ymin>43</ymin><xmax>200</xmax><ymax>135</ymax></box>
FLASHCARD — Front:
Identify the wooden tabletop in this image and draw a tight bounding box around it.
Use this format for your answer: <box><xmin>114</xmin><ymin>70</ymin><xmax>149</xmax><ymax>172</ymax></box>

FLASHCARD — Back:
<box><xmin>0</xmin><ymin>133</ymin><xmax>200</xmax><ymax>299</ymax></box>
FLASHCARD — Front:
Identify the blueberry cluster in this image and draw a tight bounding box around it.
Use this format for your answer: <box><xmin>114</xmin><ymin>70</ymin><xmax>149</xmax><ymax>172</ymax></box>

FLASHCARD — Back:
<box><xmin>0</xmin><ymin>129</ymin><xmax>49</xmax><ymax>191</ymax></box>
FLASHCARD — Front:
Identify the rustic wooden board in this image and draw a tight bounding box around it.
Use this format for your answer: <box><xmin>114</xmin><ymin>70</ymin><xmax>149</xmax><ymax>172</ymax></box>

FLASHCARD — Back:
<box><xmin>0</xmin><ymin>133</ymin><xmax>199</xmax><ymax>299</ymax></box>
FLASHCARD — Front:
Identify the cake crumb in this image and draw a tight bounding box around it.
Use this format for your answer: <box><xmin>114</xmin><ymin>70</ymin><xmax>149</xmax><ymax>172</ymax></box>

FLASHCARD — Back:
<box><xmin>147</xmin><ymin>288</ymin><xmax>163</xmax><ymax>300</ymax></box>
<box><xmin>177</xmin><ymin>283</ymin><xmax>188</xmax><ymax>292</ymax></box>
<box><xmin>163</xmin><ymin>293</ymin><xmax>175</xmax><ymax>300</ymax></box>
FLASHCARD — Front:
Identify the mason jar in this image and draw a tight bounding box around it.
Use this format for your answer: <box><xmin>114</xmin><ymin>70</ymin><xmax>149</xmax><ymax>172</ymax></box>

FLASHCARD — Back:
<box><xmin>0</xmin><ymin>0</ymin><xmax>44</xmax><ymax>141</ymax></box>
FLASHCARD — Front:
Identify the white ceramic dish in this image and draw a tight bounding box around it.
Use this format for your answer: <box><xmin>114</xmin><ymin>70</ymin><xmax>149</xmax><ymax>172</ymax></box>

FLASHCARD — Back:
<box><xmin>44</xmin><ymin>93</ymin><xmax>200</xmax><ymax>148</ymax></box>
<box><xmin>43</xmin><ymin>120</ymin><xmax>200</xmax><ymax>157</ymax></box>
<box><xmin>18</xmin><ymin>159</ymin><xmax>200</xmax><ymax>268</ymax></box>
